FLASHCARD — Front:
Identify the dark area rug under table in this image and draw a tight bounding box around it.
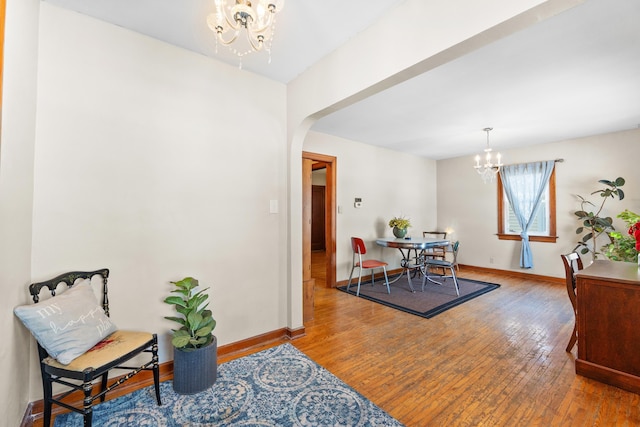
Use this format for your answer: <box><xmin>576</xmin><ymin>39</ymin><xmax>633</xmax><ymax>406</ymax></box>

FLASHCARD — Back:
<box><xmin>53</xmin><ymin>343</ymin><xmax>404</xmax><ymax>426</ymax></box>
<box><xmin>337</xmin><ymin>273</ymin><xmax>500</xmax><ymax>318</ymax></box>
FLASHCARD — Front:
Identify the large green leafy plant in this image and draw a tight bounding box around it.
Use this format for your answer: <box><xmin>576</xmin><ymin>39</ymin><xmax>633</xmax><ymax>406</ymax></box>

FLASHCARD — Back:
<box><xmin>164</xmin><ymin>277</ymin><xmax>216</xmax><ymax>350</ymax></box>
<box><xmin>602</xmin><ymin>209</ymin><xmax>640</xmax><ymax>262</ymax></box>
<box><xmin>574</xmin><ymin>177</ymin><xmax>625</xmax><ymax>259</ymax></box>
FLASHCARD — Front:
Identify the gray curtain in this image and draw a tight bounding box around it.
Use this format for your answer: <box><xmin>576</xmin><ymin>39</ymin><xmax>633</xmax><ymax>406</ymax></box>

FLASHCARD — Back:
<box><xmin>499</xmin><ymin>160</ymin><xmax>555</xmax><ymax>268</ymax></box>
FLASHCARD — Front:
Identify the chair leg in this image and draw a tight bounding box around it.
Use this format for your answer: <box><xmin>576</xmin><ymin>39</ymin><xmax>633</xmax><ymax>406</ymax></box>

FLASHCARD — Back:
<box><xmin>356</xmin><ymin>270</ymin><xmax>363</xmax><ymax>296</ymax></box>
<box><xmin>152</xmin><ymin>337</ymin><xmax>162</xmax><ymax>405</ymax></box>
<box><xmin>421</xmin><ymin>265</ymin><xmax>430</xmax><ymax>292</ymax></box>
<box><xmin>450</xmin><ymin>266</ymin><xmax>460</xmax><ymax>296</ymax></box>
<box><xmin>42</xmin><ymin>374</ymin><xmax>53</xmax><ymax>427</ymax></box>
<box><xmin>82</xmin><ymin>380</ymin><xmax>94</xmax><ymax>427</ymax></box>
<box><xmin>100</xmin><ymin>372</ymin><xmax>108</xmax><ymax>402</ymax></box>
<box><xmin>382</xmin><ymin>267</ymin><xmax>390</xmax><ymax>294</ymax></box>
<box><xmin>566</xmin><ymin>322</ymin><xmax>577</xmax><ymax>352</ymax></box>
<box><xmin>346</xmin><ymin>265</ymin><xmax>356</xmax><ymax>292</ymax></box>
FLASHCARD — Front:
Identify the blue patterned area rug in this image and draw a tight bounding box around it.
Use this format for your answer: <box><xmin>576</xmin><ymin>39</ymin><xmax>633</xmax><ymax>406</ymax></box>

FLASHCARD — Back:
<box><xmin>54</xmin><ymin>343</ymin><xmax>403</xmax><ymax>426</ymax></box>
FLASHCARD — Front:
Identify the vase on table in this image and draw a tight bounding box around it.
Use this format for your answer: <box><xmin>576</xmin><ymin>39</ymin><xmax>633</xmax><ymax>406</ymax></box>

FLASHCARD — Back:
<box><xmin>393</xmin><ymin>227</ymin><xmax>407</xmax><ymax>238</ymax></box>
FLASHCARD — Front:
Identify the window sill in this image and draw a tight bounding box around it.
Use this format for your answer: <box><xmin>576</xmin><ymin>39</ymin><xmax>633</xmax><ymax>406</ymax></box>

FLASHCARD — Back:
<box><xmin>497</xmin><ymin>233</ymin><xmax>558</xmax><ymax>243</ymax></box>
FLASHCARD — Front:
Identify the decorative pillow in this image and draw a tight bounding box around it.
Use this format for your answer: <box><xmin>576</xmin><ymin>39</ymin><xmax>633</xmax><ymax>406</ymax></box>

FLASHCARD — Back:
<box><xmin>14</xmin><ymin>280</ymin><xmax>118</xmax><ymax>365</ymax></box>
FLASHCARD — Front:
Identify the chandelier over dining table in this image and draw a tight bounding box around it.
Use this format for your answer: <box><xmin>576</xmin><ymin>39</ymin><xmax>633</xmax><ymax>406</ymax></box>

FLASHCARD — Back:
<box><xmin>207</xmin><ymin>0</ymin><xmax>285</xmax><ymax>66</ymax></box>
<box><xmin>474</xmin><ymin>127</ymin><xmax>503</xmax><ymax>183</ymax></box>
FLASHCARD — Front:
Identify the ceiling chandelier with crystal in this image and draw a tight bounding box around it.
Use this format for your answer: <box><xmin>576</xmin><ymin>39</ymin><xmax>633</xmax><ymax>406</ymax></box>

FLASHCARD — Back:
<box><xmin>474</xmin><ymin>127</ymin><xmax>503</xmax><ymax>184</ymax></box>
<box><xmin>207</xmin><ymin>0</ymin><xmax>285</xmax><ymax>67</ymax></box>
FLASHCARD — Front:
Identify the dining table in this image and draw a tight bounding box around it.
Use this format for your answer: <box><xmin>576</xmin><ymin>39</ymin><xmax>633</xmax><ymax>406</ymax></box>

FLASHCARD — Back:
<box><xmin>375</xmin><ymin>237</ymin><xmax>450</xmax><ymax>292</ymax></box>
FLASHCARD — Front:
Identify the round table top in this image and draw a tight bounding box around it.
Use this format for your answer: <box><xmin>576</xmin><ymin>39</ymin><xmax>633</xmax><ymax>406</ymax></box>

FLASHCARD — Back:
<box><xmin>375</xmin><ymin>237</ymin><xmax>449</xmax><ymax>250</ymax></box>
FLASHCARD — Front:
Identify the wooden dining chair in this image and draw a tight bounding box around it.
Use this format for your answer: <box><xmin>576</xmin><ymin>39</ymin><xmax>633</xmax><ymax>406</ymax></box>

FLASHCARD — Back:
<box><xmin>347</xmin><ymin>237</ymin><xmax>390</xmax><ymax>296</ymax></box>
<box><xmin>561</xmin><ymin>252</ymin><xmax>583</xmax><ymax>352</ymax></box>
<box><xmin>422</xmin><ymin>231</ymin><xmax>448</xmax><ymax>261</ymax></box>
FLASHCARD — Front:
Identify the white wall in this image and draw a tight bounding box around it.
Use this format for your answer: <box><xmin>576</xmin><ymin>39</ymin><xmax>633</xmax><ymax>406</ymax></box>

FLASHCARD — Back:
<box><xmin>24</xmin><ymin>3</ymin><xmax>287</xmax><ymax>401</ymax></box>
<box><xmin>437</xmin><ymin>128</ymin><xmax>640</xmax><ymax>278</ymax></box>
<box><xmin>286</xmin><ymin>0</ymin><xmax>579</xmax><ymax>328</ymax></box>
<box><xmin>1</xmin><ymin>0</ymin><xmax>39</xmax><ymax>423</ymax></box>
<box><xmin>2</xmin><ymin>0</ymin><xmax>600</xmax><ymax>415</ymax></box>
<box><xmin>304</xmin><ymin>131</ymin><xmax>438</xmax><ymax>279</ymax></box>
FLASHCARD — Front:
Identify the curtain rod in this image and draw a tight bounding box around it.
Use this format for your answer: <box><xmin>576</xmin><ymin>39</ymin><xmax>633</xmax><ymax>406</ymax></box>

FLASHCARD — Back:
<box><xmin>499</xmin><ymin>158</ymin><xmax>564</xmax><ymax>168</ymax></box>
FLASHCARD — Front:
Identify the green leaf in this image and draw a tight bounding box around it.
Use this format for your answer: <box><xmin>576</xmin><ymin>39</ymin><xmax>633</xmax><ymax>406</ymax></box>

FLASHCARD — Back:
<box><xmin>187</xmin><ymin>311</ymin><xmax>203</xmax><ymax>330</ymax></box>
<box><xmin>176</xmin><ymin>305</ymin><xmax>190</xmax><ymax>317</ymax></box>
<box><xmin>164</xmin><ymin>316</ymin><xmax>186</xmax><ymax>327</ymax></box>
<box><xmin>617</xmin><ymin>189</ymin><xmax>625</xmax><ymax>200</ymax></box>
<box><xmin>615</xmin><ymin>177</ymin><xmax>625</xmax><ymax>186</ymax></box>
<box><xmin>164</xmin><ymin>295</ymin><xmax>188</xmax><ymax>307</ymax></box>
<box><xmin>575</xmin><ymin>227</ymin><xmax>584</xmax><ymax>234</ymax></box>
<box><xmin>171</xmin><ymin>277</ymin><xmax>199</xmax><ymax>292</ymax></box>
<box><xmin>172</xmin><ymin>334</ymin><xmax>191</xmax><ymax>348</ymax></box>
<box><xmin>582</xmin><ymin>233</ymin><xmax>593</xmax><ymax>242</ymax></box>
<box><xmin>195</xmin><ymin>325</ymin><xmax>213</xmax><ymax>337</ymax></box>
<box><xmin>594</xmin><ymin>217</ymin><xmax>613</xmax><ymax>227</ymax></box>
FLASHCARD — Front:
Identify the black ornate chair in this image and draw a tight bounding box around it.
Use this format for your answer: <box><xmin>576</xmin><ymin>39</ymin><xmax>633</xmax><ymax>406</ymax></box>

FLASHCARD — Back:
<box><xmin>23</xmin><ymin>269</ymin><xmax>161</xmax><ymax>427</ymax></box>
<box><xmin>560</xmin><ymin>253</ymin><xmax>583</xmax><ymax>352</ymax></box>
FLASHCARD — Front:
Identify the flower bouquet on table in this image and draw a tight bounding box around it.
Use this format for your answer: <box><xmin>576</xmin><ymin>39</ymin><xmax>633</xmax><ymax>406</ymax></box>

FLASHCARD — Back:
<box><xmin>389</xmin><ymin>216</ymin><xmax>411</xmax><ymax>238</ymax></box>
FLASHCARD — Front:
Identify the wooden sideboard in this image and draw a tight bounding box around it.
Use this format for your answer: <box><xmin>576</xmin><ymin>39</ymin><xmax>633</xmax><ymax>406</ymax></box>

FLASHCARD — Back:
<box><xmin>575</xmin><ymin>260</ymin><xmax>640</xmax><ymax>394</ymax></box>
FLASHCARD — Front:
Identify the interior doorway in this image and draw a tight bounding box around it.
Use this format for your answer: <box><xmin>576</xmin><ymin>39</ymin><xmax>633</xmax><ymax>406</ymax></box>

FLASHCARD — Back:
<box><xmin>302</xmin><ymin>151</ymin><xmax>336</xmax><ymax>294</ymax></box>
<box><xmin>311</xmin><ymin>183</ymin><xmax>326</xmax><ymax>252</ymax></box>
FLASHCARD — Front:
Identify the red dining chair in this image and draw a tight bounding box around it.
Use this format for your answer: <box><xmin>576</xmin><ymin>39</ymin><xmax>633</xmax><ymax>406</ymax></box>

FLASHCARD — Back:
<box><xmin>347</xmin><ymin>237</ymin><xmax>390</xmax><ymax>296</ymax></box>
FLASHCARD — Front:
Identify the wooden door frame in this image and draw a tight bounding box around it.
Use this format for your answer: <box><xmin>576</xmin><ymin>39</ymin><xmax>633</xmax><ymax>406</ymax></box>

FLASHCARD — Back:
<box><xmin>302</xmin><ymin>151</ymin><xmax>336</xmax><ymax>288</ymax></box>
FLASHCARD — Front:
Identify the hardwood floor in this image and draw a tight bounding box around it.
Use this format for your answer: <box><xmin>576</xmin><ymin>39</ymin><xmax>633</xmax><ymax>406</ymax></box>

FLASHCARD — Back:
<box><xmin>224</xmin><ymin>252</ymin><xmax>640</xmax><ymax>426</ymax></box>
<box><xmin>37</xmin><ymin>250</ymin><xmax>639</xmax><ymax>426</ymax></box>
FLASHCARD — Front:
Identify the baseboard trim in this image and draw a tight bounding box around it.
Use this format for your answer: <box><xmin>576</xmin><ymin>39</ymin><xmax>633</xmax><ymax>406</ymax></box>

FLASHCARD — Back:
<box><xmin>461</xmin><ymin>264</ymin><xmax>563</xmax><ymax>284</ymax></box>
<box><xmin>335</xmin><ymin>265</ymin><xmax>562</xmax><ymax>287</ymax></box>
<box><xmin>23</xmin><ymin>326</ymin><xmax>305</xmax><ymax>426</ymax></box>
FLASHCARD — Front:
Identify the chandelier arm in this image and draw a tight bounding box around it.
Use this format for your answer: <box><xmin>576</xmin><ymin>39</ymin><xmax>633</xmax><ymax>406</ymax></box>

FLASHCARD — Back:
<box><xmin>216</xmin><ymin>29</ymin><xmax>240</xmax><ymax>46</ymax></box>
<box><xmin>250</xmin><ymin>13</ymin><xmax>276</xmax><ymax>34</ymax></box>
<box><xmin>214</xmin><ymin>6</ymin><xmax>241</xmax><ymax>32</ymax></box>
<box><xmin>246</xmin><ymin>33</ymin><xmax>264</xmax><ymax>51</ymax></box>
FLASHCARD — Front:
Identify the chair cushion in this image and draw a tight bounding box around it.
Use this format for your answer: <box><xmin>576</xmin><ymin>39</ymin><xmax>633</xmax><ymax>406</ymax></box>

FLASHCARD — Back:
<box><xmin>14</xmin><ymin>280</ymin><xmax>118</xmax><ymax>365</ymax></box>
<box><xmin>43</xmin><ymin>330</ymin><xmax>154</xmax><ymax>372</ymax></box>
<box><xmin>424</xmin><ymin>259</ymin><xmax>452</xmax><ymax>267</ymax></box>
<box><xmin>360</xmin><ymin>260</ymin><xmax>387</xmax><ymax>268</ymax></box>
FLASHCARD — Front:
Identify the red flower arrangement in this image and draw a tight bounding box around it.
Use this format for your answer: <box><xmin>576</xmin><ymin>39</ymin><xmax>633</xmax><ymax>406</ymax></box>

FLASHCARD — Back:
<box><xmin>629</xmin><ymin>221</ymin><xmax>640</xmax><ymax>251</ymax></box>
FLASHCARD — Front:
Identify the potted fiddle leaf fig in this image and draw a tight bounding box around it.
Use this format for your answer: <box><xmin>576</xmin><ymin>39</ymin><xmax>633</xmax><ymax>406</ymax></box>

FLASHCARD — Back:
<box><xmin>164</xmin><ymin>276</ymin><xmax>217</xmax><ymax>394</ymax></box>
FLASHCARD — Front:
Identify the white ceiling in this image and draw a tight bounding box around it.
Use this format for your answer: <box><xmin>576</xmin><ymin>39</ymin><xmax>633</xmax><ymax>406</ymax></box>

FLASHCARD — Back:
<box><xmin>44</xmin><ymin>0</ymin><xmax>640</xmax><ymax>160</ymax></box>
